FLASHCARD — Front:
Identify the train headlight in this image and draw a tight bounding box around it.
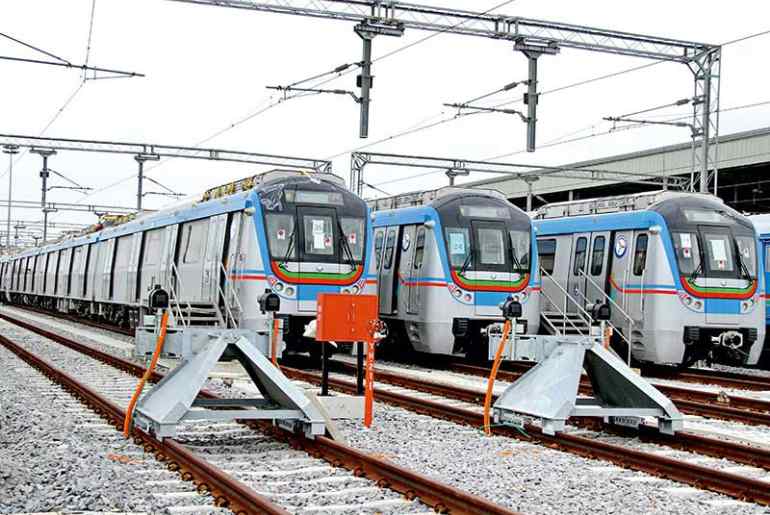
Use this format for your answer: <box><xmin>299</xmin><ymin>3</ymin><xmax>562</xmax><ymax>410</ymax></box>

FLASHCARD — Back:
<box><xmin>742</xmin><ymin>301</ymin><xmax>749</xmax><ymax>311</ymax></box>
<box><xmin>274</xmin><ymin>282</ymin><xmax>284</xmax><ymax>292</ymax></box>
<box><xmin>684</xmin><ymin>296</ymin><xmax>692</xmax><ymax>306</ymax></box>
<box><xmin>342</xmin><ymin>288</ymin><xmax>350</xmax><ymax>294</ymax></box>
<box><xmin>453</xmin><ymin>289</ymin><xmax>462</xmax><ymax>298</ymax></box>
<box><xmin>694</xmin><ymin>300</ymin><xmax>702</xmax><ymax>309</ymax></box>
<box><xmin>285</xmin><ymin>287</ymin><xmax>295</xmax><ymax>296</ymax></box>
<box><xmin>352</xmin><ymin>285</ymin><xmax>360</xmax><ymax>294</ymax></box>
<box><xmin>463</xmin><ymin>293</ymin><xmax>472</xmax><ymax>302</ymax></box>
<box><xmin>520</xmin><ymin>291</ymin><xmax>528</xmax><ymax>301</ymax></box>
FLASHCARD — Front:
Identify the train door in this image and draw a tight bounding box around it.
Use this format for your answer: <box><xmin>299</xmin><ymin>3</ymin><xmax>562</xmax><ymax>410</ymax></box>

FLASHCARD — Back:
<box><xmin>471</xmin><ymin>220</ymin><xmax>512</xmax><ymax>316</ymax></box>
<box><xmin>397</xmin><ymin>225</ymin><xmax>417</xmax><ymax>315</ymax></box>
<box><xmin>297</xmin><ymin>206</ymin><xmax>340</xmax><ymax>312</ymax></box>
<box><xmin>101</xmin><ymin>239</ymin><xmax>117</xmax><ymax>300</ymax></box>
<box><xmin>378</xmin><ymin>226</ymin><xmax>399</xmax><ymax>315</ymax></box>
<box><xmin>626</xmin><ymin>231</ymin><xmax>649</xmax><ymax>324</ymax></box>
<box><xmin>223</xmin><ymin>212</ymin><xmax>244</xmax><ymax>310</ymax></box>
<box><xmin>585</xmin><ymin>232</ymin><xmax>611</xmax><ymax>308</ymax></box>
<box><xmin>566</xmin><ymin>233</ymin><xmax>590</xmax><ymax>313</ymax></box>
<box><xmin>177</xmin><ymin>219</ymin><xmax>209</xmax><ymax>301</ymax></box>
<box><xmin>126</xmin><ymin>233</ymin><xmax>142</xmax><ymax>303</ymax></box>
<box><xmin>407</xmin><ymin>225</ymin><xmax>427</xmax><ymax>315</ymax></box>
<box><xmin>160</xmin><ymin>224</ymin><xmax>179</xmax><ymax>294</ymax></box>
<box><xmin>698</xmin><ymin>225</ymin><xmax>734</xmax><ymax>325</ymax></box>
<box><xmin>202</xmin><ymin>214</ymin><xmax>228</xmax><ymax>304</ymax></box>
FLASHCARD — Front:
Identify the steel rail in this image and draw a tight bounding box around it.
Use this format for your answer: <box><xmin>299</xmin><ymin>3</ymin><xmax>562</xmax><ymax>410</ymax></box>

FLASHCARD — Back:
<box><xmin>642</xmin><ymin>364</ymin><xmax>770</xmax><ymax>391</ymax></box>
<box><xmin>0</xmin><ymin>333</ymin><xmax>288</xmax><ymax>515</ymax></box>
<box><xmin>326</xmin><ymin>361</ymin><xmax>770</xmax><ymax>471</ymax></box>
<box><xmin>280</xmin><ymin>366</ymin><xmax>770</xmax><ymax>506</ymax></box>
<box><xmin>449</xmin><ymin>362</ymin><xmax>770</xmax><ymax>426</ymax></box>
<box><xmin>0</xmin><ymin>310</ymin><xmax>518</xmax><ymax>515</ymax></box>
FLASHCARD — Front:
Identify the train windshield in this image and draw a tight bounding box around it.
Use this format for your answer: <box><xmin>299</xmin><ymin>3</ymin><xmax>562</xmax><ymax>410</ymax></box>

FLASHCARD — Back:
<box><xmin>262</xmin><ymin>182</ymin><xmax>366</xmax><ymax>264</ymax></box>
<box><xmin>655</xmin><ymin>198</ymin><xmax>757</xmax><ymax>280</ymax></box>
<box><xmin>439</xmin><ymin>196</ymin><xmax>531</xmax><ymax>275</ymax></box>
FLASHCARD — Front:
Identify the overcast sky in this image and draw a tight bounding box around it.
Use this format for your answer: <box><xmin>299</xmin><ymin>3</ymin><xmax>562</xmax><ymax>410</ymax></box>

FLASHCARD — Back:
<box><xmin>1</xmin><ymin>0</ymin><xmax>769</xmax><ymax>238</ymax></box>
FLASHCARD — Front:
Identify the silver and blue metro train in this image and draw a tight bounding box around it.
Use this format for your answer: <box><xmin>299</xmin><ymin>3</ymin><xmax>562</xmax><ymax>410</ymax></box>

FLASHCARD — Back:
<box><xmin>368</xmin><ymin>188</ymin><xmax>540</xmax><ymax>360</ymax></box>
<box><xmin>748</xmin><ymin>214</ymin><xmax>770</xmax><ymax>368</ymax></box>
<box><xmin>0</xmin><ymin>170</ymin><xmax>375</xmax><ymax>354</ymax></box>
<box><xmin>534</xmin><ymin>191</ymin><xmax>765</xmax><ymax>368</ymax></box>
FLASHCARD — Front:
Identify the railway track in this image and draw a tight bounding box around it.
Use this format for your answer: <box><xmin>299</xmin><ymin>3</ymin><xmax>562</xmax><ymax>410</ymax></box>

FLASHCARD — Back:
<box><xmin>278</xmin><ymin>364</ymin><xmax>770</xmax><ymax>507</ymax></box>
<box><xmin>488</xmin><ymin>358</ymin><xmax>770</xmax><ymax>392</ymax></box>
<box><xmin>0</xmin><ymin>312</ymin><xmax>518</xmax><ymax>515</ymax></box>
<box><xmin>447</xmin><ymin>363</ymin><xmax>770</xmax><ymax>427</ymax></box>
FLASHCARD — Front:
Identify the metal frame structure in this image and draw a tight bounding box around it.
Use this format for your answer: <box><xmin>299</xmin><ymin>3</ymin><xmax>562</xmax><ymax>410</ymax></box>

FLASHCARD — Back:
<box><xmin>169</xmin><ymin>0</ymin><xmax>721</xmax><ymax>192</ymax></box>
<box><xmin>0</xmin><ymin>134</ymin><xmax>333</xmax><ymax>246</ymax></box>
<box><xmin>350</xmin><ymin>152</ymin><xmax>685</xmax><ymax>207</ymax></box>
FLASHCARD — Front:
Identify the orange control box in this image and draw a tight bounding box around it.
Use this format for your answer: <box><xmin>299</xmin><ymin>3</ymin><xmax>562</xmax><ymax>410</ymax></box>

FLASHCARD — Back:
<box><xmin>316</xmin><ymin>293</ymin><xmax>378</xmax><ymax>342</ymax></box>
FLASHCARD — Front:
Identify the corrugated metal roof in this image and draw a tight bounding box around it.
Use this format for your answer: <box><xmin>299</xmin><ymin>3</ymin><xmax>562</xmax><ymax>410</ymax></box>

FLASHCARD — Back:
<box><xmin>469</xmin><ymin>127</ymin><xmax>770</xmax><ymax>199</ymax></box>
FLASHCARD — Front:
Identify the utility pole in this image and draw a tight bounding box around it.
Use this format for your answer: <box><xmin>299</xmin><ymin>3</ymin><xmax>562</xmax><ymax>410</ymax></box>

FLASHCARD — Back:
<box><xmin>522</xmin><ymin>175</ymin><xmax>540</xmax><ymax>212</ymax></box>
<box><xmin>353</xmin><ymin>20</ymin><xmax>404</xmax><ymax>139</ymax></box>
<box><xmin>30</xmin><ymin>147</ymin><xmax>56</xmax><ymax>243</ymax></box>
<box><xmin>135</xmin><ymin>153</ymin><xmax>160</xmax><ymax>212</ymax></box>
<box><xmin>514</xmin><ymin>39</ymin><xmax>559</xmax><ymax>152</ymax></box>
<box><xmin>2</xmin><ymin>145</ymin><xmax>20</xmax><ymax>250</ymax></box>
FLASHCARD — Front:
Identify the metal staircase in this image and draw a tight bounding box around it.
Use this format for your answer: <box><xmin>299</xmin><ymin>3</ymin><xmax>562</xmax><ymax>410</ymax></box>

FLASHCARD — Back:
<box><xmin>541</xmin><ymin>311</ymin><xmax>591</xmax><ymax>336</ymax></box>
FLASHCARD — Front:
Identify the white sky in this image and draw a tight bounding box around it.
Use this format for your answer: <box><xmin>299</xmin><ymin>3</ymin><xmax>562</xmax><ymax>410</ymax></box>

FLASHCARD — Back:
<box><xmin>1</xmin><ymin>0</ymin><xmax>770</xmax><ymax>238</ymax></box>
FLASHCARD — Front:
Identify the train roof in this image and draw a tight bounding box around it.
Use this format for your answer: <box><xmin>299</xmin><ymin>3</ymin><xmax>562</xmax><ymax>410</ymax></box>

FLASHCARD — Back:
<box><xmin>533</xmin><ymin>190</ymin><xmax>721</xmax><ymax>219</ymax></box>
<box><xmin>750</xmin><ymin>214</ymin><xmax>770</xmax><ymax>237</ymax></box>
<box><xmin>1</xmin><ymin>169</ymin><xmax>342</xmax><ymax>260</ymax></box>
<box><xmin>368</xmin><ymin>186</ymin><xmax>507</xmax><ymax>212</ymax></box>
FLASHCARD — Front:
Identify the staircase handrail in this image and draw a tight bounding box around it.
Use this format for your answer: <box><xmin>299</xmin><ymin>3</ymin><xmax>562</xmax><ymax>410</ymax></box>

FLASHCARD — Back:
<box><xmin>540</xmin><ymin>267</ymin><xmax>594</xmax><ymax>330</ymax></box>
<box><xmin>218</xmin><ymin>261</ymin><xmax>243</xmax><ymax>329</ymax></box>
<box><xmin>578</xmin><ymin>269</ymin><xmax>635</xmax><ymax>326</ymax></box>
<box><xmin>169</xmin><ymin>261</ymin><xmax>192</xmax><ymax>328</ymax></box>
<box><xmin>538</xmin><ymin>285</ymin><xmax>588</xmax><ymax>336</ymax></box>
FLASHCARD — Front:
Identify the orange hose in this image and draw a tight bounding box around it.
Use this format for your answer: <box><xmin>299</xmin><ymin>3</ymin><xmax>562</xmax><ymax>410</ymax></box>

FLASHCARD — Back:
<box><xmin>123</xmin><ymin>310</ymin><xmax>169</xmax><ymax>438</ymax></box>
<box><xmin>483</xmin><ymin>319</ymin><xmax>512</xmax><ymax>436</ymax></box>
<box><xmin>271</xmin><ymin>318</ymin><xmax>280</xmax><ymax>366</ymax></box>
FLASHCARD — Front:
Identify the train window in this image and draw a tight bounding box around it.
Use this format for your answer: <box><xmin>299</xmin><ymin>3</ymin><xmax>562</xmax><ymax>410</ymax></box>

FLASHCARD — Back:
<box><xmin>478</xmin><ymin>228</ymin><xmax>505</xmax><ymax>266</ymax></box>
<box><xmin>735</xmin><ymin>235</ymin><xmax>757</xmax><ymax>278</ymax></box>
<box><xmin>672</xmin><ymin>232</ymin><xmax>701</xmax><ymax>275</ymax></box>
<box><xmin>266</xmin><ymin>214</ymin><xmax>296</xmax><ymax>260</ymax></box>
<box><xmin>374</xmin><ymin>230</ymin><xmax>385</xmax><ymax>269</ymax></box>
<box><xmin>509</xmin><ymin>230</ymin><xmax>530</xmax><ymax>273</ymax></box>
<box><xmin>538</xmin><ymin>239</ymin><xmax>557</xmax><ymax>274</ymax></box>
<box><xmin>703</xmin><ymin>232</ymin><xmax>734</xmax><ymax>274</ymax></box>
<box><xmin>414</xmin><ymin>227</ymin><xmax>426</xmax><ymax>270</ymax></box>
<box><xmin>340</xmin><ymin>217</ymin><xmax>365</xmax><ymax>262</ymax></box>
<box><xmin>590</xmin><ymin>236</ymin><xmax>605</xmax><ymax>276</ymax></box>
<box><xmin>633</xmin><ymin>234</ymin><xmax>649</xmax><ymax>276</ymax></box>
<box><xmin>303</xmin><ymin>215</ymin><xmax>334</xmax><ymax>256</ymax></box>
<box><xmin>445</xmin><ymin>228</ymin><xmax>470</xmax><ymax>268</ymax></box>
<box><xmin>573</xmin><ymin>237</ymin><xmax>587</xmax><ymax>275</ymax></box>
<box><xmin>383</xmin><ymin>229</ymin><xmax>397</xmax><ymax>270</ymax></box>
<box><xmin>182</xmin><ymin>220</ymin><xmax>208</xmax><ymax>264</ymax></box>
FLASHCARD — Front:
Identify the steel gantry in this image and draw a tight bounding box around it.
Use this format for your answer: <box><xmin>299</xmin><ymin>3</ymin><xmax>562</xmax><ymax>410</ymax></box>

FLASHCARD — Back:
<box><xmin>169</xmin><ymin>0</ymin><xmax>721</xmax><ymax>193</ymax></box>
<box><xmin>1</xmin><ymin>134</ymin><xmax>333</xmax><ymax>245</ymax></box>
<box><xmin>350</xmin><ymin>152</ymin><xmax>686</xmax><ymax>209</ymax></box>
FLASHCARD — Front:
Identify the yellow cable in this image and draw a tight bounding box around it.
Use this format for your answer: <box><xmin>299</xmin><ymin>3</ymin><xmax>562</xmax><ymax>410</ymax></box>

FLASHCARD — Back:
<box><xmin>483</xmin><ymin>319</ymin><xmax>512</xmax><ymax>436</ymax></box>
<box><xmin>123</xmin><ymin>310</ymin><xmax>169</xmax><ymax>438</ymax></box>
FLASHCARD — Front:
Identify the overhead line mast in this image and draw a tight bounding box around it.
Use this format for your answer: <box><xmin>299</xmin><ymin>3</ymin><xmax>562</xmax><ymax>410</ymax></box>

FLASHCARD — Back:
<box><xmin>169</xmin><ymin>0</ymin><xmax>721</xmax><ymax>194</ymax></box>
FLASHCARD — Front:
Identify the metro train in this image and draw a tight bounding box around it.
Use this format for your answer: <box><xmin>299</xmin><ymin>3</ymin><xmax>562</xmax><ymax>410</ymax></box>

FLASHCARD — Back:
<box><xmin>534</xmin><ymin>191</ymin><xmax>765</xmax><ymax>368</ymax></box>
<box><xmin>368</xmin><ymin>187</ymin><xmax>540</xmax><ymax>360</ymax></box>
<box><xmin>0</xmin><ymin>170</ymin><xmax>374</xmax><ymax>354</ymax></box>
<box><xmin>748</xmin><ymin>213</ymin><xmax>770</xmax><ymax>368</ymax></box>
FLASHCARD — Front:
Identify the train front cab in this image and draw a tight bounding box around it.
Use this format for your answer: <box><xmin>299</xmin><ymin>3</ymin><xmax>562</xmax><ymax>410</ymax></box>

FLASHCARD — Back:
<box><xmin>535</xmin><ymin>194</ymin><xmax>764</xmax><ymax>368</ymax></box>
<box><xmin>249</xmin><ymin>174</ymin><xmax>374</xmax><ymax>353</ymax></box>
<box><xmin>371</xmin><ymin>191</ymin><xmax>540</xmax><ymax>359</ymax></box>
<box><xmin>753</xmin><ymin>225</ymin><xmax>770</xmax><ymax>368</ymax></box>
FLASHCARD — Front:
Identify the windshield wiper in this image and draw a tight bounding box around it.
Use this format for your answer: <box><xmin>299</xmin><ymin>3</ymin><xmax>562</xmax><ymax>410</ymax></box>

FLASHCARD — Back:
<box><xmin>459</xmin><ymin>250</ymin><xmax>473</xmax><ymax>275</ymax></box>
<box><xmin>689</xmin><ymin>259</ymin><xmax>703</xmax><ymax>282</ymax></box>
<box><xmin>336</xmin><ymin>218</ymin><xmax>356</xmax><ymax>267</ymax></box>
<box><xmin>510</xmin><ymin>246</ymin><xmax>526</xmax><ymax>274</ymax></box>
<box><xmin>280</xmin><ymin>230</ymin><xmax>295</xmax><ymax>262</ymax></box>
<box><xmin>733</xmin><ymin>241</ymin><xmax>753</xmax><ymax>281</ymax></box>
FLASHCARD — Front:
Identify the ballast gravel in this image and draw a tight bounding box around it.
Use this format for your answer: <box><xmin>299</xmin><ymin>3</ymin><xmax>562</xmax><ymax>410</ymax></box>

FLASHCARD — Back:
<box><xmin>338</xmin><ymin>406</ymin><xmax>769</xmax><ymax>515</ymax></box>
<box><xmin>0</xmin><ymin>345</ymin><xmax>224</xmax><ymax>515</ymax></box>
